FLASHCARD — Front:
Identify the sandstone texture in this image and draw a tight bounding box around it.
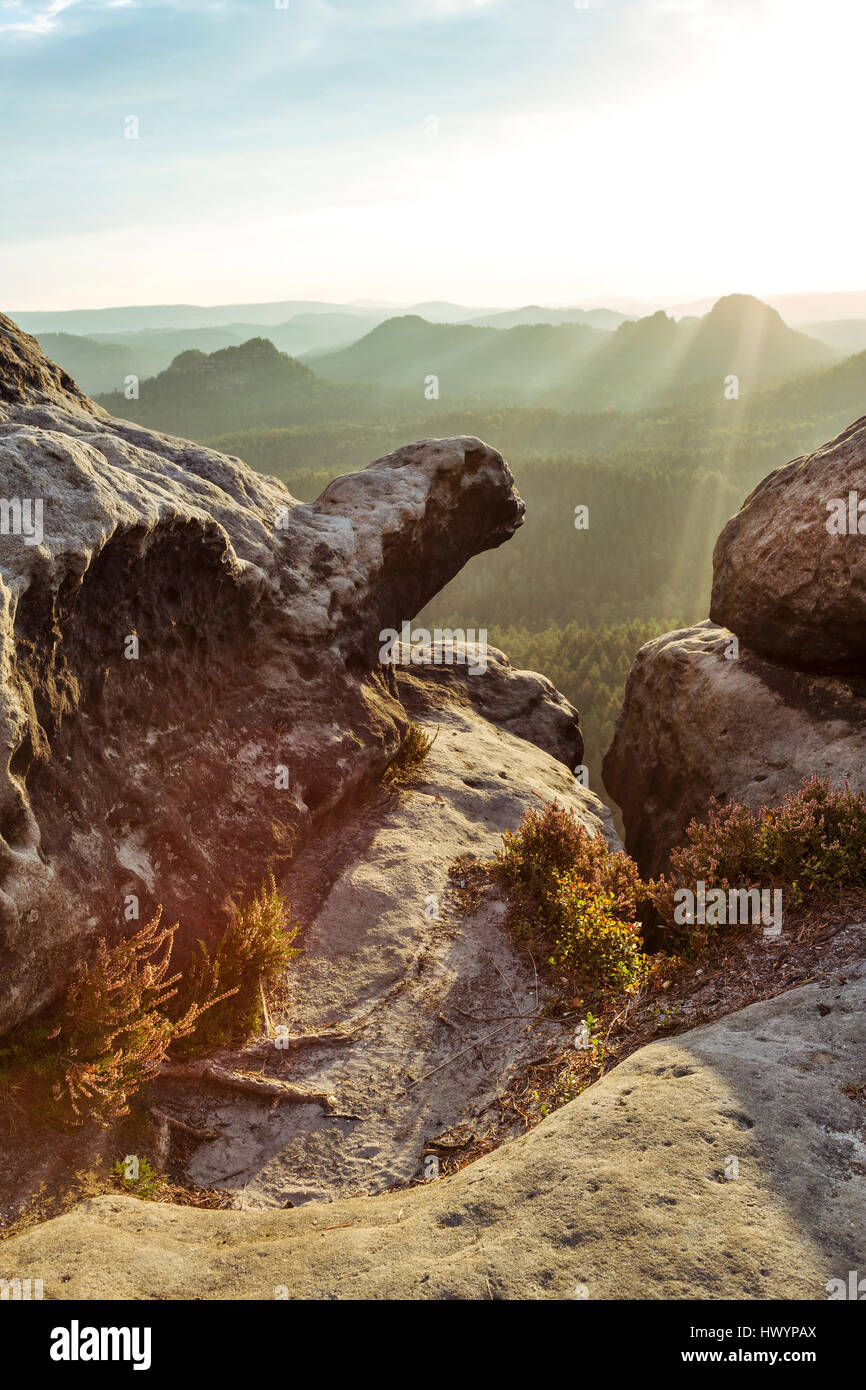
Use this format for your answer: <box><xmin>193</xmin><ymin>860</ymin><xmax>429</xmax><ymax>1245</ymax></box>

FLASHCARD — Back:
<box><xmin>4</xmin><ymin>963</ymin><xmax>864</xmax><ymax>1299</ymax></box>
<box><xmin>166</xmin><ymin>661</ymin><xmax>611</xmax><ymax>1207</ymax></box>
<box><xmin>604</xmin><ymin>621</ymin><xmax>866</xmax><ymax>876</ymax></box>
<box><xmin>0</xmin><ymin>314</ymin><xmax>528</xmax><ymax>1033</ymax></box>
<box><xmin>711</xmin><ymin>415</ymin><xmax>866</xmax><ymax>673</ymax></box>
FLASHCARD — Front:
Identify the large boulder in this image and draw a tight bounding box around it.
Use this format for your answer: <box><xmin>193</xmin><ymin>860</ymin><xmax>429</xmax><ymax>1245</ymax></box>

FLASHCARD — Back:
<box><xmin>0</xmin><ymin>314</ymin><xmax>528</xmax><ymax>1034</ymax></box>
<box><xmin>711</xmin><ymin>414</ymin><xmax>866</xmax><ymax>673</ymax></box>
<box><xmin>603</xmin><ymin>621</ymin><xmax>866</xmax><ymax>876</ymax></box>
<box><xmin>607</xmin><ymin>413</ymin><xmax>866</xmax><ymax>874</ymax></box>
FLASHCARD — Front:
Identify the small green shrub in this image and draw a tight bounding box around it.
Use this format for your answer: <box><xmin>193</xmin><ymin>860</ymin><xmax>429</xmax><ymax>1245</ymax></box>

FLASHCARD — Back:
<box><xmin>111</xmin><ymin>1155</ymin><xmax>163</xmax><ymax>1200</ymax></box>
<box><xmin>385</xmin><ymin>722</ymin><xmax>438</xmax><ymax>786</ymax></box>
<box><xmin>108</xmin><ymin>1154</ymin><xmax>234</xmax><ymax>1209</ymax></box>
<box><xmin>497</xmin><ymin>802</ymin><xmax>647</xmax><ymax>999</ymax></box>
<box><xmin>498</xmin><ymin>801</ymin><xmax>642</xmax><ymax>942</ymax></box>
<box><xmin>551</xmin><ymin>878</ymin><xmax>650</xmax><ymax>997</ymax></box>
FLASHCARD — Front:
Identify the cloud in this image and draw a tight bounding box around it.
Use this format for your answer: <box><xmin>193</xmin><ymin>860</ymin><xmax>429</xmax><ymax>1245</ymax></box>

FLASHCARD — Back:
<box><xmin>0</xmin><ymin>0</ymin><xmax>81</xmax><ymax>36</ymax></box>
<box><xmin>425</xmin><ymin>0</ymin><xmax>497</xmax><ymax>11</ymax></box>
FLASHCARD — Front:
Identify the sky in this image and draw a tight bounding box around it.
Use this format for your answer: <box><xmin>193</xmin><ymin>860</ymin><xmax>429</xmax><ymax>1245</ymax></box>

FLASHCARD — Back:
<box><xmin>2</xmin><ymin>0</ymin><xmax>865</xmax><ymax>311</ymax></box>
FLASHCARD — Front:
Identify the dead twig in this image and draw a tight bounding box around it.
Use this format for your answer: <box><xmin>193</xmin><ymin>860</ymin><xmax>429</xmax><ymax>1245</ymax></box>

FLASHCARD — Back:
<box><xmin>486</xmin><ymin>950</ymin><xmax>522</xmax><ymax>1016</ymax></box>
<box><xmin>528</xmin><ymin>948</ymin><xmax>539</xmax><ymax>1011</ymax></box>
<box><xmin>258</xmin><ymin>976</ymin><xmax>273</xmax><ymax>1038</ymax></box>
<box><xmin>232</xmin><ymin>1029</ymin><xmax>357</xmax><ymax>1057</ymax></box>
<box><xmin>448</xmin><ymin>1004</ymin><xmax>538</xmax><ymax>1024</ymax></box>
<box><xmin>150</xmin><ymin>1107</ymin><xmax>218</xmax><ymax>1142</ymax></box>
<box><xmin>403</xmin><ymin>1022</ymin><xmax>514</xmax><ymax>1091</ymax></box>
<box><xmin>158</xmin><ymin>1060</ymin><xmax>336</xmax><ymax>1108</ymax></box>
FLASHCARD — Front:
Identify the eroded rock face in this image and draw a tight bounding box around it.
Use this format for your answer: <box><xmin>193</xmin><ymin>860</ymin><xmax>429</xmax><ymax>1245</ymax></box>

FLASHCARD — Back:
<box><xmin>711</xmin><ymin>414</ymin><xmax>866</xmax><ymax>673</ymax></box>
<box><xmin>603</xmin><ymin>622</ymin><xmax>866</xmax><ymax>876</ymax></box>
<box><xmin>0</xmin><ymin>314</ymin><xmax>528</xmax><ymax>1033</ymax></box>
<box><xmin>178</xmin><ymin>663</ymin><xmax>611</xmax><ymax>1206</ymax></box>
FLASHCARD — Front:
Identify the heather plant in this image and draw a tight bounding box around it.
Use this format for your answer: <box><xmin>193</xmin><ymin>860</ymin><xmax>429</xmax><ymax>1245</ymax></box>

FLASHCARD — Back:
<box><xmin>0</xmin><ymin>877</ymin><xmax>302</xmax><ymax>1127</ymax></box>
<box><xmin>650</xmin><ymin>777</ymin><xmax>866</xmax><ymax>944</ymax></box>
<box><xmin>171</xmin><ymin>874</ymin><xmax>302</xmax><ymax>1056</ymax></box>
<box><xmin>497</xmin><ymin>802</ymin><xmax>648</xmax><ymax>998</ymax></box>
<box><xmin>551</xmin><ymin>878</ymin><xmax>649</xmax><ymax>997</ymax></box>
<box><xmin>0</xmin><ymin>911</ymin><xmax>227</xmax><ymax>1129</ymax></box>
<box><xmin>384</xmin><ymin>721</ymin><xmax>438</xmax><ymax>786</ymax></box>
<box><xmin>497</xmin><ymin>801</ymin><xmax>642</xmax><ymax>941</ymax></box>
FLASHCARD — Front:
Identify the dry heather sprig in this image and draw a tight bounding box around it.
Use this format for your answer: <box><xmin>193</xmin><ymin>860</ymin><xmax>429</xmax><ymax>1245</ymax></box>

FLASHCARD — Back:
<box><xmin>0</xmin><ymin>878</ymin><xmax>302</xmax><ymax>1128</ymax></box>
<box><xmin>172</xmin><ymin>874</ymin><xmax>302</xmax><ymax>1056</ymax></box>
<box><xmin>49</xmin><ymin>910</ymin><xmax>235</xmax><ymax>1126</ymax></box>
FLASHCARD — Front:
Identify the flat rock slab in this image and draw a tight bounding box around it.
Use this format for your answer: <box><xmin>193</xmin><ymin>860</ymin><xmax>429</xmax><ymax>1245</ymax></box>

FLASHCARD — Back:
<box><xmin>4</xmin><ymin>964</ymin><xmax>864</xmax><ymax>1299</ymax></box>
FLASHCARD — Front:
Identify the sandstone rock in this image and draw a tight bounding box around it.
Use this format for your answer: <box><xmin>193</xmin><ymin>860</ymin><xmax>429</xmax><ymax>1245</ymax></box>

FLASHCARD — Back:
<box><xmin>603</xmin><ymin>621</ymin><xmax>866</xmax><ymax>877</ymax></box>
<box><xmin>175</xmin><ymin>662</ymin><xmax>611</xmax><ymax>1206</ymax></box>
<box><xmin>4</xmin><ymin>962</ymin><xmax>864</xmax><ymax>1299</ymax></box>
<box><xmin>711</xmin><ymin>414</ymin><xmax>866</xmax><ymax>673</ymax></box>
<box><xmin>608</xmin><ymin>414</ymin><xmax>866</xmax><ymax>873</ymax></box>
<box><xmin>0</xmin><ymin>314</ymin><xmax>527</xmax><ymax>1033</ymax></box>
<box><xmin>394</xmin><ymin>640</ymin><xmax>584</xmax><ymax>769</ymax></box>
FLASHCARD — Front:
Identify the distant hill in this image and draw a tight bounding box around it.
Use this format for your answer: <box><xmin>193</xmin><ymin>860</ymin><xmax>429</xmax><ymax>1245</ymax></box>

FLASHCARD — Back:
<box><xmin>736</xmin><ymin>344</ymin><xmax>866</xmax><ymax>432</ymax></box>
<box><xmin>261</xmin><ymin>312</ymin><xmax>384</xmax><ymax>356</ymax></box>
<box><xmin>405</xmin><ymin>300</ymin><xmax>494</xmax><ymax>322</ymax></box>
<box><xmin>559</xmin><ymin>294</ymin><xmax>837</xmax><ymax>411</ymax></box>
<box><xmin>801</xmin><ymin>320</ymin><xmax>866</xmax><ymax>352</ymax></box>
<box><xmin>94</xmin><ymin>336</ymin><xmax>402</xmax><ymax>437</ymax></box>
<box><xmin>10</xmin><ymin>298</ymin><xmax>492</xmax><ymax>338</ymax></box>
<box><xmin>95</xmin><ymin>314</ymin><xmax>383</xmax><ymax>378</ymax></box>
<box><xmin>36</xmin><ymin>312</ymin><xmax>384</xmax><ymax>395</ymax></box>
<box><xmin>308</xmin><ymin>315</ymin><xmax>607</xmax><ymax>397</ymax></box>
<box><xmin>34</xmin><ymin>333</ymin><xmax>142</xmax><ymax>396</ymax></box>
<box><xmin>467</xmin><ymin>305</ymin><xmax>631</xmax><ymax>331</ymax></box>
<box><xmin>10</xmin><ymin>299</ymin><xmax>391</xmax><ymax>336</ymax></box>
<box><xmin>670</xmin><ymin>289</ymin><xmax>866</xmax><ymax>326</ymax></box>
<box><xmin>311</xmin><ymin>297</ymin><xmax>837</xmax><ymax>410</ymax></box>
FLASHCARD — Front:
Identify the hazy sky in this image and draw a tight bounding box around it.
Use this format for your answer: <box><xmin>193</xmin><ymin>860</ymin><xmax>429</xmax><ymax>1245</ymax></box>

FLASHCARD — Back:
<box><xmin>2</xmin><ymin>0</ymin><xmax>864</xmax><ymax>310</ymax></box>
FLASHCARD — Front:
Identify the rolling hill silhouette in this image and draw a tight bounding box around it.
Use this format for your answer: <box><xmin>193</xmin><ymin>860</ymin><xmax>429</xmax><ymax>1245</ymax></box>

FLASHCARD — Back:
<box><xmin>311</xmin><ymin>296</ymin><xmax>836</xmax><ymax>409</ymax></box>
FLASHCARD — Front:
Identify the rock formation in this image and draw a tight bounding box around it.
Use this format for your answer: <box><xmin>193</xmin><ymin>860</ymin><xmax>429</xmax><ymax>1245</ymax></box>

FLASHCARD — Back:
<box><xmin>2</xmin><ymin>318</ymin><xmax>863</xmax><ymax>1303</ymax></box>
<box><xmin>605</xmin><ymin>415</ymin><xmax>866</xmax><ymax>876</ymax></box>
<box><xmin>710</xmin><ymin>415</ymin><xmax>866</xmax><ymax>673</ymax></box>
<box><xmin>0</xmin><ymin>313</ymin><xmax>558</xmax><ymax>1034</ymax></box>
<box><xmin>4</xmin><ymin>962</ymin><xmax>864</xmax><ymax>1298</ymax></box>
